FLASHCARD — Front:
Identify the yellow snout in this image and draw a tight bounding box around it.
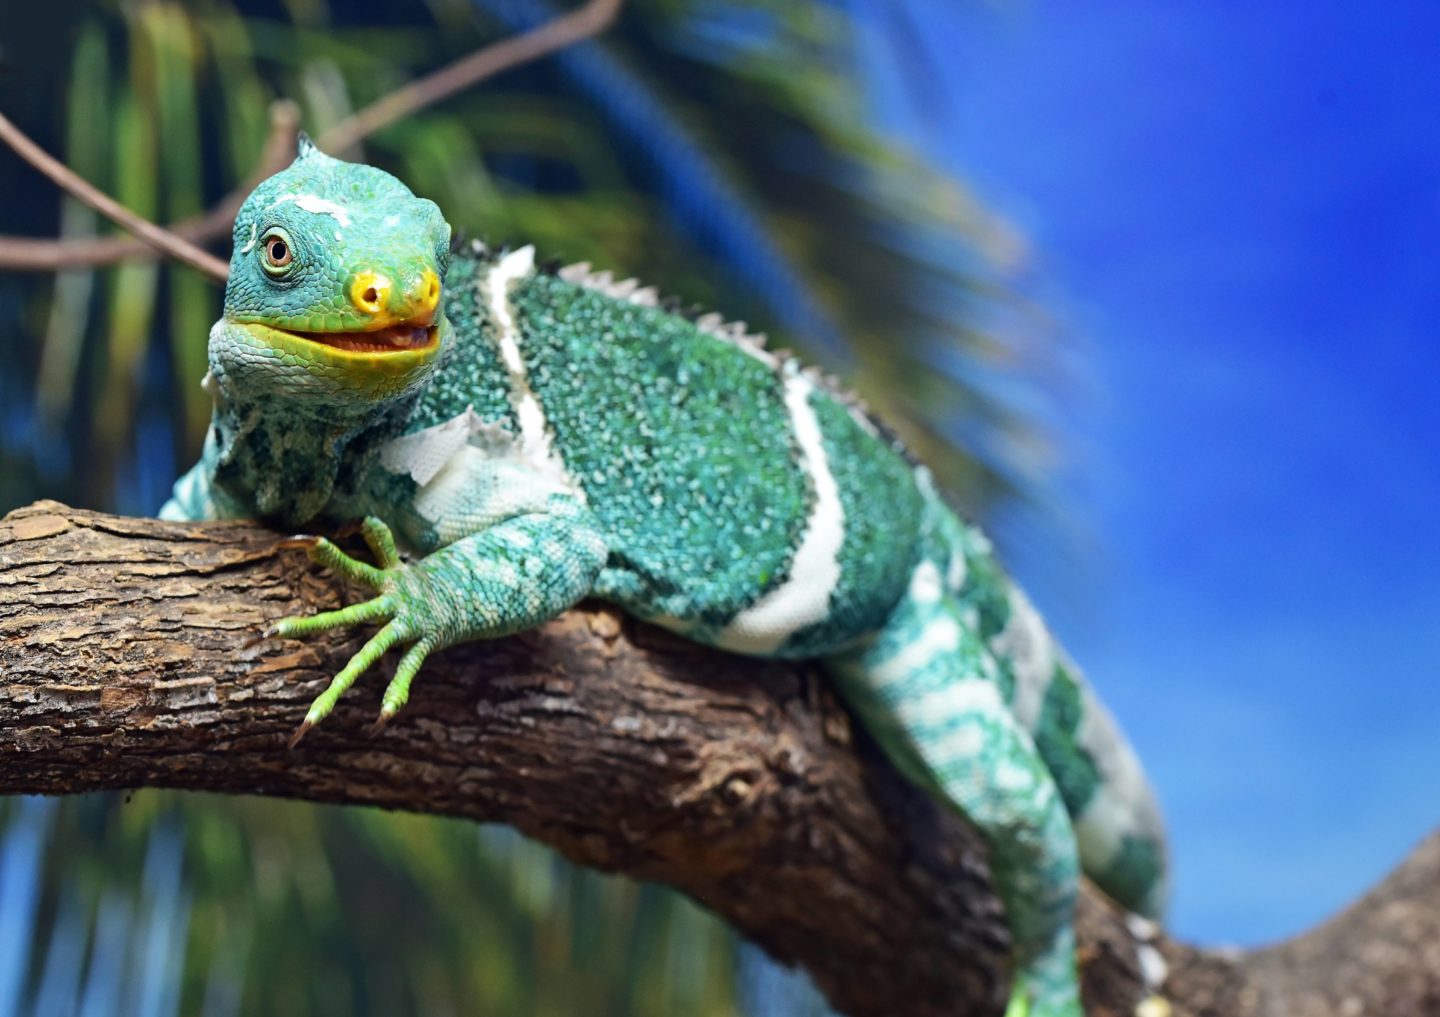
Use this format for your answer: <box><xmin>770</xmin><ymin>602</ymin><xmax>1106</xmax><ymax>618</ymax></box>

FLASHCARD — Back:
<box><xmin>349</xmin><ymin>268</ymin><xmax>441</xmax><ymax>326</ymax></box>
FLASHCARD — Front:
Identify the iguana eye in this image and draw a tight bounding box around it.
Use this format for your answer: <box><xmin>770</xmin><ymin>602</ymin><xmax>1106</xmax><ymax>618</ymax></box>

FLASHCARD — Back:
<box><xmin>260</xmin><ymin>228</ymin><xmax>295</xmax><ymax>276</ymax></box>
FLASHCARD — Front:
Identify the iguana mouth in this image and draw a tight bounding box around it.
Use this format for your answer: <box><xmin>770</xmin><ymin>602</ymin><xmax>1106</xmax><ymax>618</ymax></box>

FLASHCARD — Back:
<box><xmin>285</xmin><ymin>322</ymin><xmax>439</xmax><ymax>353</ymax></box>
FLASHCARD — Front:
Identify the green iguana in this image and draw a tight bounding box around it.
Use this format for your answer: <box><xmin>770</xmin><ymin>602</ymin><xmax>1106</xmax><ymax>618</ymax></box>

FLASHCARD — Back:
<box><xmin>161</xmin><ymin>136</ymin><xmax>1168</xmax><ymax>1017</ymax></box>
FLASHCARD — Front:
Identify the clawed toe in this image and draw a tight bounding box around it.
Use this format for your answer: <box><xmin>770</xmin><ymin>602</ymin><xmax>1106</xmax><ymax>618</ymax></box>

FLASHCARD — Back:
<box><xmin>276</xmin><ymin>533</ymin><xmax>320</xmax><ymax>550</ymax></box>
<box><xmin>258</xmin><ymin>518</ymin><xmax>435</xmax><ymax>742</ymax></box>
<box><xmin>287</xmin><ymin>719</ymin><xmax>313</xmax><ymax>749</ymax></box>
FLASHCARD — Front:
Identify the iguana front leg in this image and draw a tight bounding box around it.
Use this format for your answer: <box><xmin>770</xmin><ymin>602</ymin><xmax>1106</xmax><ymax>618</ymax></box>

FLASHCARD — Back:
<box><xmin>269</xmin><ymin>505</ymin><xmax>608</xmax><ymax>743</ymax></box>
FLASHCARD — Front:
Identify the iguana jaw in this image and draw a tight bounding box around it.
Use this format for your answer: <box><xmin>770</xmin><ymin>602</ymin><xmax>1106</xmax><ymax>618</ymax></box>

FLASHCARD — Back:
<box><xmin>231</xmin><ymin>318</ymin><xmax>443</xmax><ymax>376</ymax></box>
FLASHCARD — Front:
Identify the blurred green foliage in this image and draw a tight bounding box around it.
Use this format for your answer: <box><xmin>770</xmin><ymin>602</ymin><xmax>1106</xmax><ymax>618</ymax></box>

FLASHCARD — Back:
<box><xmin>2</xmin><ymin>794</ymin><xmax>738</xmax><ymax>1016</ymax></box>
<box><xmin>0</xmin><ymin>1</ymin><xmax>1050</xmax><ymax>1014</ymax></box>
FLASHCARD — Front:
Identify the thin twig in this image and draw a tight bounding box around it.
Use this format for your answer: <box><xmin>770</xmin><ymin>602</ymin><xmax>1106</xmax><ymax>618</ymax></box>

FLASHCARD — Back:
<box><xmin>318</xmin><ymin>0</ymin><xmax>623</xmax><ymax>153</ymax></box>
<box><xmin>0</xmin><ymin>0</ymin><xmax>624</xmax><ymax>275</ymax></box>
<box><xmin>0</xmin><ymin>111</ymin><xmax>231</xmax><ymax>280</ymax></box>
<box><xmin>0</xmin><ymin>102</ymin><xmax>299</xmax><ymax>274</ymax></box>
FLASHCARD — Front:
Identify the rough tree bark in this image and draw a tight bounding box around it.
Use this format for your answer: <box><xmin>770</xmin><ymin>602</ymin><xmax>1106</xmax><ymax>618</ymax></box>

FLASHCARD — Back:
<box><xmin>1</xmin><ymin>501</ymin><xmax>1436</xmax><ymax>1017</ymax></box>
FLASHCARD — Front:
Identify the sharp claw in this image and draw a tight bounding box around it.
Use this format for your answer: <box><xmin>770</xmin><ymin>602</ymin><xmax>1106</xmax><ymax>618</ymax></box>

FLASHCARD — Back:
<box><xmin>240</xmin><ymin>632</ymin><xmax>270</xmax><ymax>651</ymax></box>
<box><xmin>287</xmin><ymin>719</ymin><xmax>313</xmax><ymax>749</ymax></box>
<box><xmin>276</xmin><ymin>534</ymin><xmax>319</xmax><ymax>550</ymax></box>
<box><xmin>367</xmin><ymin>710</ymin><xmax>395</xmax><ymax>737</ymax></box>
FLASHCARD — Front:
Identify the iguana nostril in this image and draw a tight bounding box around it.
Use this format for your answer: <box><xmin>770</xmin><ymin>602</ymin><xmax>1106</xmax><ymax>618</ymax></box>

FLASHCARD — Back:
<box><xmin>411</xmin><ymin>269</ymin><xmax>441</xmax><ymax>314</ymax></box>
<box><xmin>349</xmin><ymin>271</ymin><xmax>392</xmax><ymax>316</ymax></box>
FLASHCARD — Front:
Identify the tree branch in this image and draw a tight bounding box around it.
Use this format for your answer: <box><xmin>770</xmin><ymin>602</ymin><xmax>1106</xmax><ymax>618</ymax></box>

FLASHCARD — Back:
<box><xmin>317</xmin><ymin>0</ymin><xmax>623</xmax><ymax>155</ymax></box>
<box><xmin>0</xmin><ymin>111</ymin><xmax>231</xmax><ymax>279</ymax></box>
<box><xmin>0</xmin><ymin>100</ymin><xmax>299</xmax><ymax>274</ymax></box>
<box><xmin>1</xmin><ymin>501</ymin><xmax>1437</xmax><ymax>1017</ymax></box>
<box><xmin>0</xmin><ymin>0</ymin><xmax>623</xmax><ymax>275</ymax></box>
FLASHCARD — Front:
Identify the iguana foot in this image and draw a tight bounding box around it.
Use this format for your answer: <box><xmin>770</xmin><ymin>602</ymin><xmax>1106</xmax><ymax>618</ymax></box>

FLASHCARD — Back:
<box><xmin>266</xmin><ymin>508</ymin><xmax>608</xmax><ymax>745</ymax></box>
<box><xmin>266</xmin><ymin>517</ymin><xmax>437</xmax><ymax>743</ymax></box>
<box><xmin>1003</xmin><ymin>974</ymin><xmax>1084</xmax><ymax>1017</ymax></box>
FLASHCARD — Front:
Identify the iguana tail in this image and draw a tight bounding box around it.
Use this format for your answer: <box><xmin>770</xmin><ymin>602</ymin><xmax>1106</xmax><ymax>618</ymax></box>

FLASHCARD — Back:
<box><xmin>930</xmin><ymin>482</ymin><xmax>1169</xmax><ymax>918</ymax></box>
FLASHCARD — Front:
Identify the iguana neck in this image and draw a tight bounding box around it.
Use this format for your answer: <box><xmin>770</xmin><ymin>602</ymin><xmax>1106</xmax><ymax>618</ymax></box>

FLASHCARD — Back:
<box><xmin>210</xmin><ymin>383</ymin><xmax>419</xmax><ymax>527</ymax></box>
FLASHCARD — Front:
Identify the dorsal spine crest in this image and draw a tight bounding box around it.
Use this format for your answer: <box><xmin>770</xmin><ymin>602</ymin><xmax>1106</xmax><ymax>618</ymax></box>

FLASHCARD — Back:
<box><xmin>452</xmin><ymin>246</ymin><xmax>909</xmax><ymax>460</ymax></box>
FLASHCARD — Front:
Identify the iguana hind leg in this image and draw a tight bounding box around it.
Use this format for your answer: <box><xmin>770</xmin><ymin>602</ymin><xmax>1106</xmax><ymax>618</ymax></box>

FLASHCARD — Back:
<box><xmin>826</xmin><ymin>559</ymin><xmax>1083</xmax><ymax>1017</ymax></box>
<box><xmin>931</xmin><ymin>497</ymin><xmax>1169</xmax><ymax>921</ymax></box>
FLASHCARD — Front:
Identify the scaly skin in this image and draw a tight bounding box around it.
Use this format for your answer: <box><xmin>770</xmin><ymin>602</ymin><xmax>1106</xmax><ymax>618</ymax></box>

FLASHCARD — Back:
<box><xmin>162</xmin><ymin>137</ymin><xmax>1169</xmax><ymax>1016</ymax></box>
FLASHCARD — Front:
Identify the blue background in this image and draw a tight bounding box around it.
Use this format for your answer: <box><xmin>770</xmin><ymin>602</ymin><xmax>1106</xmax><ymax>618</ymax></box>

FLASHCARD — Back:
<box><xmin>861</xmin><ymin>1</ymin><xmax>1440</xmax><ymax>944</ymax></box>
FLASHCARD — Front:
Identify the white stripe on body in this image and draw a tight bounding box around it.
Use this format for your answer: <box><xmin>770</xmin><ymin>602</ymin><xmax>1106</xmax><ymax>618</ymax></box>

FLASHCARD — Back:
<box><xmin>717</xmin><ymin>370</ymin><xmax>845</xmax><ymax>654</ymax></box>
<box><xmin>946</xmin><ymin>542</ymin><xmax>967</xmax><ymax>592</ymax></box>
<box><xmin>896</xmin><ymin>671</ymin><xmax>1004</xmax><ymax>722</ymax></box>
<box><xmin>482</xmin><ymin>246</ymin><xmax>576</xmax><ymax>491</ymax></box>
<box><xmin>990</xmin><ymin>587</ymin><xmax>1056</xmax><ymax>730</ymax></box>
<box><xmin>871</xmin><ymin>614</ymin><xmax>962</xmax><ymax>686</ymax></box>
<box><xmin>1071</xmin><ymin>688</ymin><xmax>1162</xmax><ymax>873</ymax></box>
<box><xmin>899</xmin><ymin>682</ymin><xmax>1006</xmax><ymax>768</ymax></box>
<box><xmin>908</xmin><ymin>559</ymin><xmax>944</xmax><ymax>605</ymax></box>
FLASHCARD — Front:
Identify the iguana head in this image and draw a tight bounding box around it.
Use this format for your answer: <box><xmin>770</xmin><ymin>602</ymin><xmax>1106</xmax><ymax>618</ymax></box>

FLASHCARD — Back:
<box><xmin>212</xmin><ymin>135</ymin><xmax>452</xmax><ymax>403</ymax></box>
